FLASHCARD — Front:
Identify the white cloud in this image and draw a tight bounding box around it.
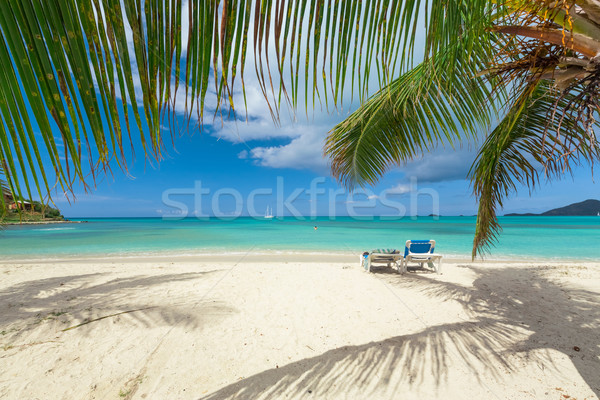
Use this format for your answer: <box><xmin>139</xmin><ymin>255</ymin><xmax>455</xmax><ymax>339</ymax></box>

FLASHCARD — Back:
<box><xmin>388</xmin><ymin>183</ymin><xmax>413</xmax><ymax>194</ymax></box>
<box><xmin>400</xmin><ymin>145</ymin><xmax>480</xmax><ymax>183</ymax></box>
<box><xmin>198</xmin><ymin>5</ymin><xmax>384</xmax><ymax>174</ymax></box>
<box><xmin>216</xmin><ymin>118</ymin><xmax>304</xmax><ymax>143</ymax></box>
<box><xmin>53</xmin><ymin>193</ymin><xmax>122</xmax><ymax>204</ymax></box>
<box><xmin>248</xmin><ymin>127</ymin><xmax>330</xmax><ymax>173</ymax></box>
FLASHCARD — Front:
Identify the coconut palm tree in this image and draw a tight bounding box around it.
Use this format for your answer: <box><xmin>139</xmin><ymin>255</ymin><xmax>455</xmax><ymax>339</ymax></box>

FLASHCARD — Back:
<box><xmin>0</xmin><ymin>1</ymin><xmax>598</xmax><ymax>255</ymax></box>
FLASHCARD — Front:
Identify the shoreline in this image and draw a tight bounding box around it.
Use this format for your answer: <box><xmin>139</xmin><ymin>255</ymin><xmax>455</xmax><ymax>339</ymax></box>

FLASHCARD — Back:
<box><xmin>0</xmin><ymin>249</ymin><xmax>597</xmax><ymax>265</ymax></box>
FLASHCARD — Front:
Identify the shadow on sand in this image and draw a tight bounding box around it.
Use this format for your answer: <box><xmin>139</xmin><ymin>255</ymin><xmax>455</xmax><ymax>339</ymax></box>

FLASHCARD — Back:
<box><xmin>0</xmin><ymin>270</ymin><xmax>236</xmax><ymax>338</ymax></box>
<box><xmin>200</xmin><ymin>265</ymin><xmax>600</xmax><ymax>399</ymax></box>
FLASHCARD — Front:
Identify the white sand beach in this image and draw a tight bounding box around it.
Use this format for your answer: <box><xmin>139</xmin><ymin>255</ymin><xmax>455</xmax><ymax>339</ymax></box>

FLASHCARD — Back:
<box><xmin>0</xmin><ymin>255</ymin><xmax>599</xmax><ymax>399</ymax></box>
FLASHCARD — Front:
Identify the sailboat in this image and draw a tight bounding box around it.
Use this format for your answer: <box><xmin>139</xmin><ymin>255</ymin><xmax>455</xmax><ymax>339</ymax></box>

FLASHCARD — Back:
<box><xmin>264</xmin><ymin>206</ymin><xmax>274</xmax><ymax>219</ymax></box>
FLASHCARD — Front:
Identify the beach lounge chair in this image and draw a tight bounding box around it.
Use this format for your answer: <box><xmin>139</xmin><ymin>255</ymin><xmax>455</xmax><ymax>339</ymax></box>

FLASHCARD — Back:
<box><xmin>361</xmin><ymin>249</ymin><xmax>403</xmax><ymax>273</ymax></box>
<box><xmin>401</xmin><ymin>240</ymin><xmax>442</xmax><ymax>274</ymax></box>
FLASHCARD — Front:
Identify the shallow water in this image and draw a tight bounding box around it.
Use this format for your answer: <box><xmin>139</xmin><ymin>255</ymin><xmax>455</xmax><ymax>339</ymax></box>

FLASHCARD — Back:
<box><xmin>1</xmin><ymin>216</ymin><xmax>599</xmax><ymax>261</ymax></box>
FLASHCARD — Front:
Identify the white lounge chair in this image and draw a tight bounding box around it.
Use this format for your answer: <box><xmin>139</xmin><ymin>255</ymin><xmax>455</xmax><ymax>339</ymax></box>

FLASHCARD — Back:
<box><xmin>360</xmin><ymin>249</ymin><xmax>403</xmax><ymax>273</ymax></box>
<box><xmin>401</xmin><ymin>240</ymin><xmax>443</xmax><ymax>274</ymax></box>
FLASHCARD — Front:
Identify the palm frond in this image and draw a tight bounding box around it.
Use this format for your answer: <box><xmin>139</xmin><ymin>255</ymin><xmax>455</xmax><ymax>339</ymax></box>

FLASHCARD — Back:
<box><xmin>469</xmin><ymin>81</ymin><xmax>600</xmax><ymax>258</ymax></box>
<box><xmin>0</xmin><ymin>0</ymin><xmax>487</xmax><ymax>206</ymax></box>
<box><xmin>325</xmin><ymin>36</ymin><xmax>498</xmax><ymax>189</ymax></box>
<box><xmin>327</xmin><ymin>0</ymin><xmax>600</xmax><ymax>258</ymax></box>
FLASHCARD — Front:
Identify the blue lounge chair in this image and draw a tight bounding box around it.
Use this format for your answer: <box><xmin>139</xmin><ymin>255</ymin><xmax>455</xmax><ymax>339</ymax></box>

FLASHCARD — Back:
<box><xmin>361</xmin><ymin>249</ymin><xmax>403</xmax><ymax>273</ymax></box>
<box><xmin>401</xmin><ymin>240</ymin><xmax>443</xmax><ymax>274</ymax></box>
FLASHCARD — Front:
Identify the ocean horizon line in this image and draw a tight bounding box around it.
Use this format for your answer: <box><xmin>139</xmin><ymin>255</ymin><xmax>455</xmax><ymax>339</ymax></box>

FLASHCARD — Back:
<box><xmin>62</xmin><ymin>214</ymin><xmax>597</xmax><ymax>219</ymax></box>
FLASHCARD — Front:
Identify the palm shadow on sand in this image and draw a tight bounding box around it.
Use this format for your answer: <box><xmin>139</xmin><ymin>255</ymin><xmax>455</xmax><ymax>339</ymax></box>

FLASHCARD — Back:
<box><xmin>0</xmin><ymin>270</ymin><xmax>236</xmax><ymax>339</ymax></box>
<box><xmin>200</xmin><ymin>265</ymin><xmax>600</xmax><ymax>399</ymax></box>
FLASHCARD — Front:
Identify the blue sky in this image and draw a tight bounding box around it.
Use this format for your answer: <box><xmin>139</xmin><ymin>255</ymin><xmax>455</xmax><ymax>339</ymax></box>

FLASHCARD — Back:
<box><xmin>50</xmin><ymin>70</ymin><xmax>598</xmax><ymax>218</ymax></box>
<box><xmin>11</xmin><ymin>4</ymin><xmax>598</xmax><ymax>218</ymax></box>
<box><xmin>51</xmin><ymin>107</ymin><xmax>598</xmax><ymax>218</ymax></box>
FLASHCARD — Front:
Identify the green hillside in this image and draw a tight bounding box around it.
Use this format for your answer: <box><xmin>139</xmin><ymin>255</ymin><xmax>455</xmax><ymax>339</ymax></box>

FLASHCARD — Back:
<box><xmin>1</xmin><ymin>201</ymin><xmax>65</xmax><ymax>223</ymax></box>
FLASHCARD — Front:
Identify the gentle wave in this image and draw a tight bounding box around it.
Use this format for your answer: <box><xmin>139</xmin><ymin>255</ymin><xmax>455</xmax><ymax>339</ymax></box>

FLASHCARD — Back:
<box><xmin>35</xmin><ymin>227</ymin><xmax>77</xmax><ymax>231</ymax></box>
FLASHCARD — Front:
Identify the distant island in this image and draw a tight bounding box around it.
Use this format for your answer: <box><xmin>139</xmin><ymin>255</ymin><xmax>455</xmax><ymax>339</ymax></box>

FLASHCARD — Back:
<box><xmin>505</xmin><ymin>199</ymin><xmax>600</xmax><ymax>216</ymax></box>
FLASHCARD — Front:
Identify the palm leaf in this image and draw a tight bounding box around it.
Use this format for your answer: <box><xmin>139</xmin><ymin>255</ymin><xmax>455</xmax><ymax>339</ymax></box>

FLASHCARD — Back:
<box><xmin>469</xmin><ymin>81</ymin><xmax>600</xmax><ymax>258</ymax></box>
<box><xmin>1</xmin><ymin>0</ymin><xmax>458</xmax><ymax>206</ymax></box>
<box><xmin>325</xmin><ymin>32</ymin><xmax>498</xmax><ymax>189</ymax></box>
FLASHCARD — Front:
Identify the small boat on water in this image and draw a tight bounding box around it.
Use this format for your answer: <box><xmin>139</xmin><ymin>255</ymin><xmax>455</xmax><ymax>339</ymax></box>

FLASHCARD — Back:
<box><xmin>264</xmin><ymin>206</ymin><xmax>274</xmax><ymax>219</ymax></box>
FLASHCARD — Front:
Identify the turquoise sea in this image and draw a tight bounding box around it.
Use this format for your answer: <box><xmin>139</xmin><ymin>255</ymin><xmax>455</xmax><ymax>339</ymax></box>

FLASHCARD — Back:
<box><xmin>1</xmin><ymin>216</ymin><xmax>599</xmax><ymax>261</ymax></box>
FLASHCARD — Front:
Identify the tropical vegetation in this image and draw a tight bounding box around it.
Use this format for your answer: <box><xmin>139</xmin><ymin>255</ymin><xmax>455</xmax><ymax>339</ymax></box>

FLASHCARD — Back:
<box><xmin>1</xmin><ymin>202</ymin><xmax>64</xmax><ymax>223</ymax></box>
<box><xmin>0</xmin><ymin>1</ymin><xmax>598</xmax><ymax>256</ymax></box>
